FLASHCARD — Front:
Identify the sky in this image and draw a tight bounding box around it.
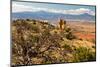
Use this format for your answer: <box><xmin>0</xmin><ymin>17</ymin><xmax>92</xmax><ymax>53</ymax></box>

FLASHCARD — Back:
<box><xmin>12</xmin><ymin>1</ymin><xmax>96</xmax><ymax>16</ymax></box>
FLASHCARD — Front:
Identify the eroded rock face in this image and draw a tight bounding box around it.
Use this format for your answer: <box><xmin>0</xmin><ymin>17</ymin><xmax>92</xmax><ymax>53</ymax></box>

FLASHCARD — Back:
<box><xmin>12</xmin><ymin>19</ymin><xmax>96</xmax><ymax>66</ymax></box>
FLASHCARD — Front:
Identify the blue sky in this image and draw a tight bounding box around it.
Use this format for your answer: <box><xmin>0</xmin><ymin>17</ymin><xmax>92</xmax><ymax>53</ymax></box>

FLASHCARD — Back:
<box><xmin>12</xmin><ymin>1</ymin><xmax>96</xmax><ymax>16</ymax></box>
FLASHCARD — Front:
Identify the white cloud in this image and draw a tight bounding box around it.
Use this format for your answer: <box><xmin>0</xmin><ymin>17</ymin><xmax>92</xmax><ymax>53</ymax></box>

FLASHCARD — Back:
<box><xmin>12</xmin><ymin>3</ymin><xmax>33</xmax><ymax>12</ymax></box>
<box><xmin>64</xmin><ymin>8</ymin><xmax>95</xmax><ymax>15</ymax></box>
<box><xmin>12</xmin><ymin>2</ymin><xmax>95</xmax><ymax>16</ymax></box>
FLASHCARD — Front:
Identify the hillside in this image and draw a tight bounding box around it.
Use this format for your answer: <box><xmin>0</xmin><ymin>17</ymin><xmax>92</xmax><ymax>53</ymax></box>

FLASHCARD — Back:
<box><xmin>12</xmin><ymin>19</ymin><xmax>96</xmax><ymax>66</ymax></box>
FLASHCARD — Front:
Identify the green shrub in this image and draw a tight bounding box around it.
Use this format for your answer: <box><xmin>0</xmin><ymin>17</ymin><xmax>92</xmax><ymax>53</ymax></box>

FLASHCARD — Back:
<box><xmin>42</xmin><ymin>29</ymin><xmax>50</xmax><ymax>36</ymax></box>
<box><xmin>66</xmin><ymin>32</ymin><xmax>76</xmax><ymax>40</ymax></box>
<box><xmin>31</xmin><ymin>35</ymin><xmax>39</xmax><ymax>43</ymax></box>
<box><xmin>65</xmin><ymin>27</ymin><xmax>71</xmax><ymax>32</ymax></box>
<box><xmin>73</xmin><ymin>47</ymin><xmax>96</xmax><ymax>62</ymax></box>
<box><xmin>31</xmin><ymin>25</ymin><xmax>40</xmax><ymax>33</ymax></box>
<box><xmin>63</xmin><ymin>44</ymin><xmax>72</xmax><ymax>50</ymax></box>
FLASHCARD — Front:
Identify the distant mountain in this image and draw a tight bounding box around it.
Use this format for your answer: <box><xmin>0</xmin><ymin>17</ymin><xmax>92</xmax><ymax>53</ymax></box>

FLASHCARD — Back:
<box><xmin>12</xmin><ymin>11</ymin><xmax>95</xmax><ymax>22</ymax></box>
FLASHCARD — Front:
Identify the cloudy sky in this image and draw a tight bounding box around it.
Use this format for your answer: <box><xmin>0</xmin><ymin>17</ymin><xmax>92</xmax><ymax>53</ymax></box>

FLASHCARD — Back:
<box><xmin>12</xmin><ymin>1</ymin><xmax>96</xmax><ymax>16</ymax></box>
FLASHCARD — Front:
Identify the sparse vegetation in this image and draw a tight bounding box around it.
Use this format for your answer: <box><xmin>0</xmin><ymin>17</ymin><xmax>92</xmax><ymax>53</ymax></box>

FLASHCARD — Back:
<box><xmin>72</xmin><ymin>47</ymin><xmax>96</xmax><ymax>62</ymax></box>
<box><xmin>12</xmin><ymin>19</ymin><xmax>96</xmax><ymax>66</ymax></box>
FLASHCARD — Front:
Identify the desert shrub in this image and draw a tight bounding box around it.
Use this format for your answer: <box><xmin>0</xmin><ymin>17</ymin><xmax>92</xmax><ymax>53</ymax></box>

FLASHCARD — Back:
<box><xmin>65</xmin><ymin>27</ymin><xmax>71</xmax><ymax>32</ymax></box>
<box><xmin>31</xmin><ymin>35</ymin><xmax>39</xmax><ymax>43</ymax></box>
<box><xmin>31</xmin><ymin>25</ymin><xmax>40</xmax><ymax>33</ymax></box>
<box><xmin>26</xmin><ymin>19</ymin><xmax>30</xmax><ymax>21</ymax></box>
<box><xmin>45</xmin><ymin>60</ymin><xmax>52</xmax><ymax>64</ymax></box>
<box><xmin>66</xmin><ymin>32</ymin><xmax>76</xmax><ymax>40</ymax></box>
<box><xmin>92</xmin><ymin>45</ymin><xmax>96</xmax><ymax>49</ymax></box>
<box><xmin>33</xmin><ymin>22</ymin><xmax>36</xmax><ymax>25</ymax></box>
<box><xmin>87</xmin><ymin>51</ymin><xmax>96</xmax><ymax>61</ymax></box>
<box><xmin>62</xmin><ymin>44</ymin><xmax>73</xmax><ymax>54</ymax></box>
<box><xmin>79</xmin><ymin>38</ymin><xmax>83</xmax><ymax>40</ymax></box>
<box><xmin>62</xmin><ymin>44</ymin><xmax>72</xmax><ymax>51</ymax></box>
<box><xmin>73</xmin><ymin>47</ymin><xmax>96</xmax><ymax>62</ymax></box>
<box><xmin>42</xmin><ymin>29</ymin><xmax>51</xmax><ymax>36</ymax></box>
<box><xmin>48</xmin><ymin>24</ymin><xmax>55</xmax><ymax>29</ymax></box>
